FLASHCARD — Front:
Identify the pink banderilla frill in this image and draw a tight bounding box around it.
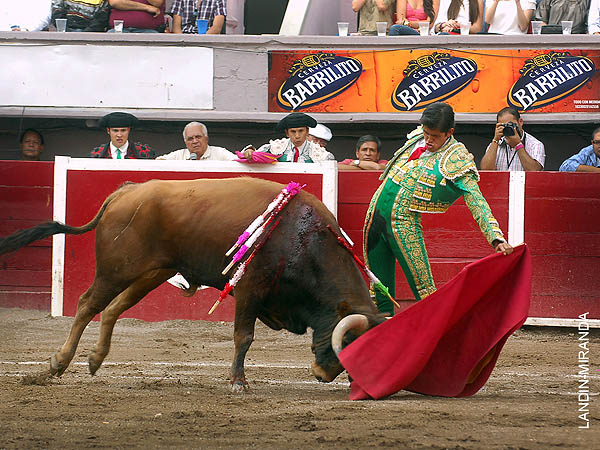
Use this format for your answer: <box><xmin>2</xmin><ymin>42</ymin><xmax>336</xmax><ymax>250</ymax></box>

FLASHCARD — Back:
<box><xmin>210</xmin><ymin>181</ymin><xmax>304</xmax><ymax>314</ymax></box>
<box><xmin>209</xmin><ymin>219</ymin><xmax>282</xmax><ymax>315</ymax></box>
<box><xmin>225</xmin><ymin>181</ymin><xmax>304</xmax><ymax>258</ymax></box>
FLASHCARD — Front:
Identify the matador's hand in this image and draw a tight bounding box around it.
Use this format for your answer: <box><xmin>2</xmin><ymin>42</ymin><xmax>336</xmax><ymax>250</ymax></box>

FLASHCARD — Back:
<box><xmin>494</xmin><ymin>241</ymin><xmax>513</xmax><ymax>255</ymax></box>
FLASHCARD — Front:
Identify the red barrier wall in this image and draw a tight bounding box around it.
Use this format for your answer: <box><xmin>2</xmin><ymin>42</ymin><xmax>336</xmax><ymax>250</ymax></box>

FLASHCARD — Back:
<box><xmin>524</xmin><ymin>172</ymin><xmax>600</xmax><ymax>318</ymax></box>
<box><xmin>0</xmin><ymin>161</ymin><xmax>53</xmax><ymax>309</ymax></box>
<box><xmin>1</xmin><ymin>161</ymin><xmax>598</xmax><ymax>321</ymax></box>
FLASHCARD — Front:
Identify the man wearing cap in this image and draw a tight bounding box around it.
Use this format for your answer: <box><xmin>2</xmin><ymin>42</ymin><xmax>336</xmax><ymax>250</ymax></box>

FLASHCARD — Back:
<box><xmin>242</xmin><ymin>112</ymin><xmax>335</xmax><ymax>163</ymax></box>
<box><xmin>156</xmin><ymin>122</ymin><xmax>236</xmax><ymax>161</ymax></box>
<box><xmin>91</xmin><ymin>112</ymin><xmax>155</xmax><ymax>159</ymax></box>
<box><xmin>307</xmin><ymin>124</ymin><xmax>333</xmax><ymax>149</ymax></box>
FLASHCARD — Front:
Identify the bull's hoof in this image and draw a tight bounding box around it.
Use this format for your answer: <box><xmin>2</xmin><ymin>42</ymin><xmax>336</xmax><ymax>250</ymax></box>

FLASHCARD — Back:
<box><xmin>49</xmin><ymin>354</ymin><xmax>67</xmax><ymax>377</ymax></box>
<box><xmin>230</xmin><ymin>381</ymin><xmax>249</xmax><ymax>393</ymax></box>
<box><xmin>88</xmin><ymin>354</ymin><xmax>103</xmax><ymax>376</ymax></box>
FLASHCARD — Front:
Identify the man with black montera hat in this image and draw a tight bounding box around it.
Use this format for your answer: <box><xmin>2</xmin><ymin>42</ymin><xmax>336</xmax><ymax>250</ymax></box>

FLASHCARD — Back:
<box><xmin>242</xmin><ymin>112</ymin><xmax>334</xmax><ymax>163</ymax></box>
<box><xmin>91</xmin><ymin>112</ymin><xmax>155</xmax><ymax>159</ymax></box>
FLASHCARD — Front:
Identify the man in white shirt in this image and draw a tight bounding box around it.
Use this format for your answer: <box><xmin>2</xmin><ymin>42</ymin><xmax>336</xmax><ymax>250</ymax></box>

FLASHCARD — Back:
<box><xmin>480</xmin><ymin>107</ymin><xmax>545</xmax><ymax>171</ymax></box>
<box><xmin>1</xmin><ymin>0</ymin><xmax>52</xmax><ymax>31</ymax></box>
<box><xmin>156</xmin><ymin>122</ymin><xmax>236</xmax><ymax>161</ymax></box>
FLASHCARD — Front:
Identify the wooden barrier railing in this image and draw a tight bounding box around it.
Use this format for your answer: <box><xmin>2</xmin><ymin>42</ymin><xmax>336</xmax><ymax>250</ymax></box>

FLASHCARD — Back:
<box><xmin>1</xmin><ymin>161</ymin><xmax>598</xmax><ymax>323</ymax></box>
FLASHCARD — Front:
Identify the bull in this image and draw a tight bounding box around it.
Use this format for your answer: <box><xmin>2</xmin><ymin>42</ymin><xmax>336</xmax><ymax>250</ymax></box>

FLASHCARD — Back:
<box><xmin>0</xmin><ymin>177</ymin><xmax>385</xmax><ymax>391</ymax></box>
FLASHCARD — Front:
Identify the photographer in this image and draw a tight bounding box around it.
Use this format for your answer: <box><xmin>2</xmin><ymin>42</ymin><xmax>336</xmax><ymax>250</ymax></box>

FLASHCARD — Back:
<box><xmin>480</xmin><ymin>107</ymin><xmax>545</xmax><ymax>172</ymax></box>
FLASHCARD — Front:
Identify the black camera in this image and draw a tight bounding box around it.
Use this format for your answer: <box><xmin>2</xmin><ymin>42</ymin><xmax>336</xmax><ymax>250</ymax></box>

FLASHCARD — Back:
<box><xmin>502</xmin><ymin>122</ymin><xmax>521</xmax><ymax>137</ymax></box>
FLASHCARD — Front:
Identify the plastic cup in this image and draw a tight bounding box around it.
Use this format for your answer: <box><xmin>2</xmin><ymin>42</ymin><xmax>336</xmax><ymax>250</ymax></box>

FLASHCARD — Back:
<box><xmin>561</xmin><ymin>20</ymin><xmax>573</xmax><ymax>35</ymax></box>
<box><xmin>196</xmin><ymin>19</ymin><xmax>208</xmax><ymax>34</ymax></box>
<box><xmin>337</xmin><ymin>22</ymin><xmax>349</xmax><ymax>36</ymax></box>
<box><xmin>113</xmin><ymin>20</ymin><xmax>124</xmax><ymax>32</ymax></box>
<box><xmin>418</xmin><ymin>21</ymin><xmax>429</xmax><ymax>36</ymax></box>
<box><xmin>55</xmin><ymin>18</ymin><xmax>67</xmax><ymax>32</ymax></box>
<box><xmin>460</xmin><ymin>21</ymin><xmax>471</xmax><ymax>35</ymax></box>
<box><xmin>531</xmin><ymin>21</ymin><xmax>542</xmax><ymax>35</ymax></box>
<box><xmin>376</xmin><ymin>21</ymin><xmax>387</xmax><ymax>36</ymax></box>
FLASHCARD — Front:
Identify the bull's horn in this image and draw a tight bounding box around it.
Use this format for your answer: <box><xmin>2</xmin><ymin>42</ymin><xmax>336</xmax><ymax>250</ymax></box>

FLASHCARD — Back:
<box><xmin>331</xmin><ymin>314</ymin><xmax>369</xmax><ymax>356</ymax></box>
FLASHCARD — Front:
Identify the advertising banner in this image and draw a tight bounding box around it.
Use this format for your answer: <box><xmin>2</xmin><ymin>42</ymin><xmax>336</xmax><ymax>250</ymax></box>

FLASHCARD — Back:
<box><xmin>268</xmin><ymin>49</ymin><xmax>600</xmax><ymax>113</ymax></box>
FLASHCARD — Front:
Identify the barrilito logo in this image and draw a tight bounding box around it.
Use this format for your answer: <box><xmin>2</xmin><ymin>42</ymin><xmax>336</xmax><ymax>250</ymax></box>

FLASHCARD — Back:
<box><xmin>507</xmin><ymin>51</ymin><xmax>596</xmax><ymax>111</ymax></box>
<box><xmin>391</xmin><ymin>52</ymin><xmax>477</xmax><ymax>111</ymax></box>
<box><xmin>276</xmin><ymin>52</ymin><xmax>362</xmax><ymax>111</ymax></box>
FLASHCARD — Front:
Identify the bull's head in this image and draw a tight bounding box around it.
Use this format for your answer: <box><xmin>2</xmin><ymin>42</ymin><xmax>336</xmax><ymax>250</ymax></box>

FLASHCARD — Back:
<box><xmin>310</xmin><ymin>311</ymin><xmax>385</xmax><ymax>383</ymax></box>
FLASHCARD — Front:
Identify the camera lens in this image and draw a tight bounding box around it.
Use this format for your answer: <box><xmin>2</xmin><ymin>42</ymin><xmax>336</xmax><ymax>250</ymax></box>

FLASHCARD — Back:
<box><xmin>503</xmin><ymin>123</ymin><xmax>516</xmax><ymax>137</ymax></box>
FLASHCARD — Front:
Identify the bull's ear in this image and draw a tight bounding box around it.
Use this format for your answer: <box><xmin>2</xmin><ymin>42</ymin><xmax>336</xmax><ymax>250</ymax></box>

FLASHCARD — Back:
<box><xmin>336</xmin><ymin>301</ymin><xmax>353</xmax><ymax>318</ymax></box>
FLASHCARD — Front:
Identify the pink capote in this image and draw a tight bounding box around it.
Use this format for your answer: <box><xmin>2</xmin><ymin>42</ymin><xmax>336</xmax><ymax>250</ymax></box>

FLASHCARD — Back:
<box><xmin>235</xmin><ymin>151</ymin><xmax>280</xmax><ymax>164</ymax></box>
<box><xmin>339</xmin><ymin>244</ymin><xmax>532</xmax><ymax>400</ymax></box>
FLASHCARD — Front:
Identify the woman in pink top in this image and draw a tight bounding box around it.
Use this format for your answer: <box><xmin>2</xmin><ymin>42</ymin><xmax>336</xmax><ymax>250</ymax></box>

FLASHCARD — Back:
<box><xmin>389</xmin><ymin>0</ymin><xmax>439</xmax><ymax>35</ymax></box>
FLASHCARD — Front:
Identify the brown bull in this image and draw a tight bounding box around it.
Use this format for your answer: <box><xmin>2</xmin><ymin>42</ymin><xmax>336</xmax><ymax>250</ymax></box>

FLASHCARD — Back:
<box><xmin>0</xmin><ymin>178</ymin><xmax>385</xmax><ymax>391</ymax></box>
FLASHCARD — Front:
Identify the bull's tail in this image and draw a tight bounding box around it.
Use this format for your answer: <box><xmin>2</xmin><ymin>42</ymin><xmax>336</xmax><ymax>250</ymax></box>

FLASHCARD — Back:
<box><xmin>0</xmin><ymin>186</ymin><xmax>128</xmax><ymax>256</ymax></box>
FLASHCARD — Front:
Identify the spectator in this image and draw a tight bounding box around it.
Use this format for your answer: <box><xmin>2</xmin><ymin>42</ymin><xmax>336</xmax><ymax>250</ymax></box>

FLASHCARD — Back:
<box><xmin>485</xmin><ymin>0</ymin><xmax>536</xmax><ymax>35</ymax></box>
<box><xmin>433</xmin><ymin>0</ymin><xmax>484</xmax><ymax>34</ymax></box>
<box><xmin>307</xmin><ymin>124</ymin><xmax>333</xmax><ymax>149</ymax></box>
<box><xmin>364</xmin><ymin>102</ymin><xmax>511</xmax><ymax>314</ymax></box>
<box><xmin>51</xmin><ymin>0</ymin><xmax>110</xmax><ymax>32</ymax></box>
<box><xmin>389</xmin><ymin>0</ymin><xmax>439</xmax><ymax>36</ymax></box>
<box><xmin>1</xmin><ymin>0</ymin><xmax>52</xmax><ymax>31</ymax></box>
<box><xmin>480</xmin><ymin>107</ymin><xmax>545</xmax><ymax>171</ymax></box>
<box><xmin>559</xmin><ymin>127</ymin><xmax>600</xmax><ymax>172</ymax></box>
<box><xmin>156</xmin><ymin>122</ymin><xmax>236</xmax><ymax>160</ymax></box>
<box><xmin>108</xmin><ymin>0</ymin><xmax>165</xmax><ymax>33</ymax></box>
<box><xmin>589</xmin><ymin>0</ymin><xmax>600</xmax><ymax>34</ymax></box>
<box><xmin>338</xmin><ymin>135</ymin><xmax>389</xmax><ymax>170</ymax></box>
<box><xmin>352</xmin><ymin>0</ymin><xmax>395</xmax><ymax>36</ymax></box>
<box><xmin>170</xmin><ymin>0</ymin><xmax>226</xmax><ymax>34</ymax></box>
<box><xmin>91</xmin><ymin>112</ymin><xmax>154</xmax><ymax>159</ymax></box>
<box><xmin>19</xmin><ymin>128</ymin><xmax>45</xmax><ymax>161</ymax></box>
<box><xmin>534</xmin><ymin>0</ymin><xmax>590</xmax><ymax>34</ymax></box>
<box><xmin>242</xmin><ymin>112</ymin><xmax>335</xmax><ymax>163</ymax></box>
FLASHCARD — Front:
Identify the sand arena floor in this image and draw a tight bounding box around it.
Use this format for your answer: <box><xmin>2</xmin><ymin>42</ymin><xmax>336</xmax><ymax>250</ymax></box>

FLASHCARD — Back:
<box><xmin>0</xmin><ymin>307</ymin><xmax>598</xmax><ymax>449</ymax></box>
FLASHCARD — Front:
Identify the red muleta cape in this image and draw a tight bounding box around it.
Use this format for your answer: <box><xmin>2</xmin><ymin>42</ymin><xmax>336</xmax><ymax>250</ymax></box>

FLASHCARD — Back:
<box><xmin>339</xmin><ymin>244</ymin><xmax>532</xmax><ymax>400</ymax></box>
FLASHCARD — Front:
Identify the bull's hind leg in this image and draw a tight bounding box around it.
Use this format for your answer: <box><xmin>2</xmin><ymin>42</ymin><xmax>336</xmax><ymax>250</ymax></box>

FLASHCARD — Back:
<box><xmin>88</xmin><ymin>269</ymin><xmax>176</xmax><ymax>375</ymax></box>
<box><xmin>50</xmin><ymin>278</ymin><xmax>124</xmax><ymax>377</ymax></box>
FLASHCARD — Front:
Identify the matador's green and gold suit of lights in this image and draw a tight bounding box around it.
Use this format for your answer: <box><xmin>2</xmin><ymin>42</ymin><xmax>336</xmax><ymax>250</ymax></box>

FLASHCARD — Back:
<box><xmin>363</xmin><ymin>127</ymin><xmax>506</xmax><ymax>315</ymax></box>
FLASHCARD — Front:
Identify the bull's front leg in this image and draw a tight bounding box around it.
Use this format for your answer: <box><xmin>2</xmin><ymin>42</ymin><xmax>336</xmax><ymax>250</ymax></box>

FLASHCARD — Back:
<box><xmin>231</xmin><ymin>310</ymin><xmax>257</xmax><ymax>393</ymax></box>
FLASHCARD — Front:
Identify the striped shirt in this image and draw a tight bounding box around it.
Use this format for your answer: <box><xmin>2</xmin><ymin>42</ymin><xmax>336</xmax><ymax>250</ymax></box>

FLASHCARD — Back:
<box><xmin>485</xmin><ymin>131</ymin><xmax>545</xmax><ymax>171</ymax></box>
<box><xmin>169</xmin><ymin>0</ymin><xmax>226</xmax><ymax>34</ymax></box>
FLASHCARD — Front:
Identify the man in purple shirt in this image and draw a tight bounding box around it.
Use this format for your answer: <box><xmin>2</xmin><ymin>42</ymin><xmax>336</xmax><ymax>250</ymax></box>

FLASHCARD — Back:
<box><xmin>170</xmin><ymin>0</ymin><xmax>226</xmax><ymax>34</ymax></box>
<box><xmin>559</xmin><ymin>127</ymin><xmax>600</xmax><ymax>173</ymax></box>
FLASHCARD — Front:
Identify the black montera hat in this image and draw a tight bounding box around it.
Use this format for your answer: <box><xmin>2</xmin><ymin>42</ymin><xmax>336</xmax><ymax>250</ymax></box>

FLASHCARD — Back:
<box><xmin>99</xmin><ymin>112</ymin><xmax>139</xmax><ymax>128</ymax></box>
<box><xmin>275</xmin><ymin>112</ymin><xmax>317</xmax><ymax>132</ymax></box>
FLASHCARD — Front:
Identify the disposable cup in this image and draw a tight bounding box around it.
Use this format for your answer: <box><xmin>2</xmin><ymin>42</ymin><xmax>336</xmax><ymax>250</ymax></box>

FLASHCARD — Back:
<box><xmin>196</xmin><ymin>19</ymin><xmax>208</xmax><ymax>34</ymax></box>
<box><xmin>376</xmin><ymin>21</ymin><xmax>387</xmax><ymax>37</ymax></box>
<box><xmin>418</xmin><ymin>21</ymin><xmax>429</xmax><ymax>36</ymax></box>
<box><xmin>337</xmin><ymin>22</ymin><xmax>349</xmax><ymax>36</ymax></box>
<box><xmin>531</xmin><ymin>21</ymin><xmax>542</xmax><ymax>35</ymax></box>
<box><xmin>561</xmin><ymin>20</ymin><xmax>573</xmax><ymax>35</ymax></box>
<box><xmin>460</xmin><ymin>21</ymin><xmax>471</xmax><ymax>35</ymax></box>
<box><xmin>55</xmin><ymin>18</ymin><xmax>67</xmax><ymax>32</ymax></box>
<box><xmin>113</xmin><ymin>20</ymin><xmax>124</xmax><ymax>32</ymax></box>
